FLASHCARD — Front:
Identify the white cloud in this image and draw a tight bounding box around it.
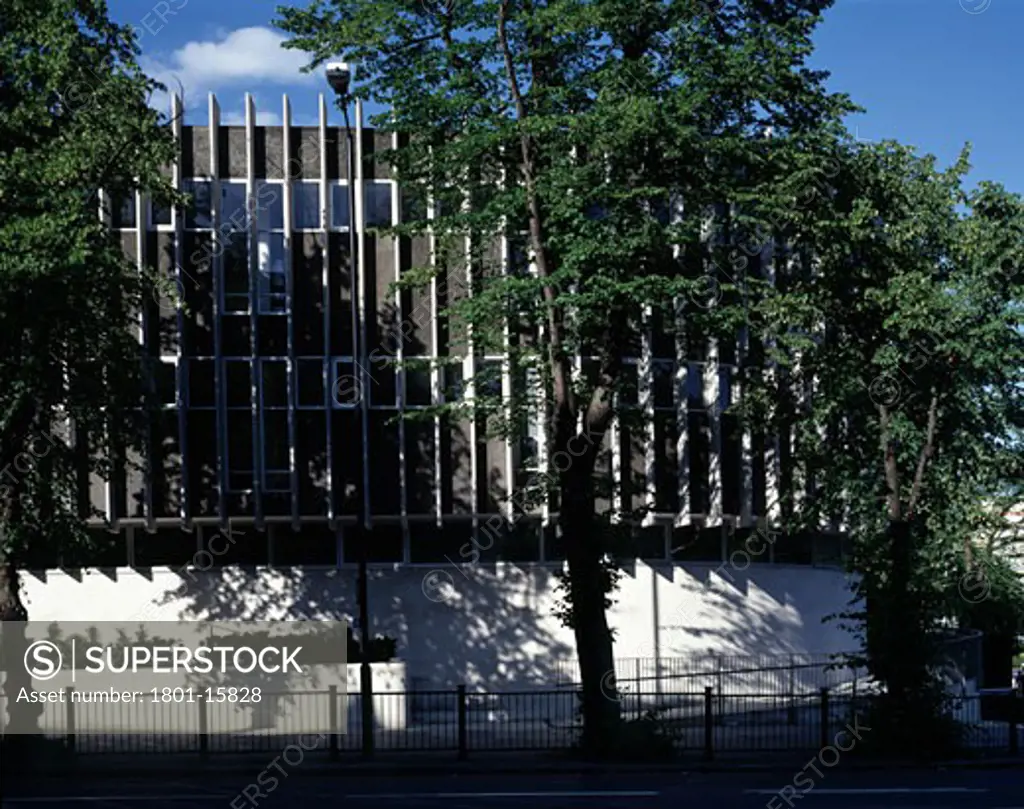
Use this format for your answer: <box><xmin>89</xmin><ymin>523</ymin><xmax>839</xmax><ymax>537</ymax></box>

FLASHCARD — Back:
<box><xmin>221</xmin><ymin>109</ymin><xmax>283</xmax><ymax>126</ymax></box>
<box><xmin>143</xmin><ymin>26</ymin><xmax>315</xmax><ymax>115</ymax></box>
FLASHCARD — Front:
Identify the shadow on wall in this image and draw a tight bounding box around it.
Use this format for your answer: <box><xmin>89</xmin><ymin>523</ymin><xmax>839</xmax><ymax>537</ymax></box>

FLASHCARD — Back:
<box><xmin>160</xmin><ymin>561</ymin><xmax>574</xmax><ymax>694</ymax></box>
<box><xmin>648</xmin><ymin>562</ymin><xmax>856</xmax><ymax>659</ymax></box>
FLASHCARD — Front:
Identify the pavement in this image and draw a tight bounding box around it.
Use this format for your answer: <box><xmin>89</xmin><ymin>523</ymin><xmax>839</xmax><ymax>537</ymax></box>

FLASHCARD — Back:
<box><xmin>3</xmin><ymin>764</ymin><xmax>1024</xmax><ymax>808</ymax></box>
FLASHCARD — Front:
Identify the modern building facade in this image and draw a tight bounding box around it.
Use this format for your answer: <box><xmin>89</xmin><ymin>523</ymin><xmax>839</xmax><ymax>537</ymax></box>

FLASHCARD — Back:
<box><xmin>21</xmin><ymin>92</ymin><xmax>856</xmax><ymax>687</ymax></box>
<box><xmin>49</xmin><ymin>91</ymin><xmax>848</xmax><ymax>570</ymax></box>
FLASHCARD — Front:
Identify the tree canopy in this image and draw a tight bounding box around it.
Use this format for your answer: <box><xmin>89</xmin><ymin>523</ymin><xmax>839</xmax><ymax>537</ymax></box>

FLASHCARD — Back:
<box><xmin>0</xmin><ymin>0</ymin><xmax>178</xmax><ymax>609</ymax></box>
<box><xmin>278</xmin><ymin>0</ymin><xmax>858</xmax><ymax>751</ymax></box>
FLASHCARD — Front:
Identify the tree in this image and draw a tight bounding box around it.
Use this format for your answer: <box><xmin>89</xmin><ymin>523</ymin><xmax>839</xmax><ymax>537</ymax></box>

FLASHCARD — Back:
<box><xmin>0</xmin><ymin>0</ymin><xmax>178</xmax><ymax>730</ymax></box>
<box><xmin>744</xmin><ymin>139</ymin><xmax>1024</xmax><ymax>751</ymax></box>
<box><xmin>277</xmin><ymin>0</ymin><xmax>854</xmax><ymax>752</ymax></box>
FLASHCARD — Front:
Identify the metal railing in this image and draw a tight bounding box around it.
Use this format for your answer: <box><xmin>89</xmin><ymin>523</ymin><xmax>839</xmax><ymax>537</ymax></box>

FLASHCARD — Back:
<box><xmin>554</xmin><ymin>654</ymin><xmax>868</xmax><ymax>694</ymax></box>
<box><xmin>2</xmin><ymin>685</ymin><xmax>1019</xmax><ymax>760</ymax></box>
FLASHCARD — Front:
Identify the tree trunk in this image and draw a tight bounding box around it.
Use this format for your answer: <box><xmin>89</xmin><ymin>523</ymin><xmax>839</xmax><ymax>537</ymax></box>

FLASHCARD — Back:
<box><xmin>874</xmin><ymin>519</ymin><xmax>930</xmax><ymax>704</ymax></box>
<box><xmin>560</xmin><ymin>460</ymin><xmax>620</xmax><ymax>756</ymax></box>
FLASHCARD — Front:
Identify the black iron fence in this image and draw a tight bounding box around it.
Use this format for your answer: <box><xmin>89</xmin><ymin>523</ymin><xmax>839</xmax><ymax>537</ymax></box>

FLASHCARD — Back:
<box><xmin>553</xmin><ymin>654</ymin><xmax>868</xmax><ymax>697</ymax></box>
<box><xmin>2</xmin><ymin>686</ymin><xmax>1020</xmax><ymax>760</ymax></box>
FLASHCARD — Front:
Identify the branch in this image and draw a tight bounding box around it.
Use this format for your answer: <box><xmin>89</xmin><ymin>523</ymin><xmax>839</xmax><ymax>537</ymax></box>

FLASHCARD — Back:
<box><xmin>905</xmin><ymin>392</ymin><xmax>939</xmax><ymax>521</ymax></box>
<box><xmin>496</xmin><ymin>0</ymin><xmax>576</xmax><ymax>441</ymax></box>
<box><xmin>879</xmin><ymin>403</ymin><xmax>901</xmax><ymax>520</ymax></box>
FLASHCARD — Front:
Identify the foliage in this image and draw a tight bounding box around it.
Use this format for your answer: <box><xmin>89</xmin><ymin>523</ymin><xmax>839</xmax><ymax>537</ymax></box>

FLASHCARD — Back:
<box><xmin>277</xmin><ymin>0</ymin><xmax>856</xmax><ymax>752</ymax></box>
<box><xmin>0</xmin><ymin>0</ymin><xmax>179</xmax><ymax>592</ymax></box>
<box><xmin>347</xmin><ymin>628</ymin><xmax>399</xmax><ymax>662</ymax></box>
<box><xmin>956</xmin><ymin>547</ymin><xmax>1024</xmax><ymax>642</ymax></box>
<box><xmin>847</xmin><ymin>695</ymin><xmax>965</xmax><ymax>761</ymax></box>
<box><xmin>745</xmin><ymin>138</ymin><xmax>1024</xmax><ymax>738</ymax></box>
<box><xmin>569</xmin><ymin>690</ymin><xmax>678</xmax><ymax>760</ymax></box>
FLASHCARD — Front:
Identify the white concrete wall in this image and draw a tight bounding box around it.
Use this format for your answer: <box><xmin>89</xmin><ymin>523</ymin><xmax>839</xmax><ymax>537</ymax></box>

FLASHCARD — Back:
<box><xmin>19</xmin><ymin>561</ymin><xmax>857</xmax><ymax>691</ymax></box>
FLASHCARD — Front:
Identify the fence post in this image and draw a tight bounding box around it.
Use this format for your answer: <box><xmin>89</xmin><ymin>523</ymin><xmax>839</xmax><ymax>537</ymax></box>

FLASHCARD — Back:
<box><xmin>1010</xmin><ymin>693</ymin><xmax>1019</xmax><ymax>756</ymax></box>
<box><xmin>788</xmin><ymin>654</ymin><xmax>797</xmax><ymax>725</ymax></box>
<box><xmin>716</xmin><ymin>656</ymin><xmax>724</xmax><ymax>724</ymax></box>
<box><xmin>457</xmin><ymin>685</ymin><xmax>468</xmax><ymax>761</ymax></box>
<box><xmin>703</xmin><ymin>686</ymin><xmax>714</xmax><ymax>761</ymax></box>
<box><xmin>329</xmin><ymin>685</ymin><xmax>339</xmax><ymax>760</ymax></box>
<box><xmin>64</xmin><ymin>687</ymin><xmax>75</xmax><ymax>755</ymax></box>
<box><xmin>635</xmin><ymin>659</ymin><xmax>642</xmax><ymax>720</ymax></box>
<box><xmin>198</xmin><ymin>695</ymin><xmax>208</xmax><ymax>757</ymax></box>
<box><xmin>819</xmin><ymin>688</ymin><xmax>829</xmax><ymax>751</ymax></box>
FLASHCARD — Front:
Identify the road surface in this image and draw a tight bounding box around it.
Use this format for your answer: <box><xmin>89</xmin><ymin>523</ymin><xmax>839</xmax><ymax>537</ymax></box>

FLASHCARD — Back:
<box><xmin>3</xmin><ymin>766</ymin><xmax>1023</xmax><ymax>808</ymax></box>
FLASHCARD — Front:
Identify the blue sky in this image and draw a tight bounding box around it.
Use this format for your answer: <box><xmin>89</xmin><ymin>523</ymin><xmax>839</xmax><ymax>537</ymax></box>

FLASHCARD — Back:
<box><xmin>115</xmin><ymin>0</ymin><xmax>1022</xmax><ymax>193</ymax></box>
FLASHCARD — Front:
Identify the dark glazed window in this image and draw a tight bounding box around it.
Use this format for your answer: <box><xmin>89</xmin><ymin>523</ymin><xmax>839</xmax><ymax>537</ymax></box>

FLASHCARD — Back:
<box><xmin>183</xmin><ymin>180</ymin><xmax>212</xmax><ymax>229</ymax></box>
<box><xmin>364</xmin><ymin>182</ymin><xmax>393</xmax><ymax>227</ymax></box>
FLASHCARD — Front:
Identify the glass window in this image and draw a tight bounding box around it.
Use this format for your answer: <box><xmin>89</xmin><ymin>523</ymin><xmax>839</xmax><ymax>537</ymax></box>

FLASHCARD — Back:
<box><xmin>227</xmin><ymin>415</ymin><xmax>254</xmax><ymax>492</ymax></box>
<box><xmin>293</xmin><ymin>183</ymin><xmax>321</xmax><ymax>229</ymax></box>
<box><xmin>257</xmin><ymin>232</ymin><xmax>287</xmax><ymax>313</ymax></box>
<box><xmin>222</xmin><ymin>231</ymin><xmax>249</xmax><ymax>313</ymax></box>
<box><xmin>653</xmin><ymin>360</ymin><xmax>674</xmax><ymax>410</ymax></box>
<box><xmin>261</xmin><ymin>360</ymin><xmax>288</xmax><ymax>408</ymax></box>
<box><xmin>187</xmin><ymin>360</ymin><xmax>215</xmax><ymax>408</ymax></box>
<box><xmin>617</xmin><ymin>361</ymin><xmax>639</xmax><ymax>407</ymax></box>
<box><xmin>113</xmin><ymin>195</ymin><xmax>136</xmax><ymax>228</ymax></box>
<box><xmin>154</xmin><ymin>361</ymin><xmax>177</xmax><ymax>406</ymax></box>
<box><xmin>225</xmin><ymin>361</ymin><xmax>251</xmax><ymax>408</ymax></box>
<box><xmin>364</xmin><ymin>182</ymin><xmax>393</xmax><ymax>227</ymax></box>
<box><xmin>150</xmin><ymin>198</ymin><xmax>172</xmax><ymax>227</ymax></box>
<box><xmin>476</xmin><ymin>360</ymin><xmax>502</xmax><ymax>399</ymax></box>
<box><xmin>253</xmin><ymin>181</ymin><xmax>284</xmax><ymax>230</ymax></box>
<box><xmin>221</xmin><ymin>182</ymin><xmax>248</xmax><ymax>229</ymax></box>
<box><xmin>332</xmin><ymin>360</ymin><xmax>360</xmax><ymax>408</ymax></box>
<box><xmin>297</xmin><ymin>359</ymin><xmax>324</xmax><ymax>408</ymax></box>
<box><xmin>331</xmin><ymin>184</ymin><xmax>351</xmax><ymax>229</ymax></box>
<box><xmin>443</xmin><ymin>363</ymin><xmax>463</xmax><ymax>403</ymax></box>
<box><xmin>183</xmin><ymin>180</ymin><xmax>212</xmax><ymax>229</ymax></box>
<box><xmin>687</xmin><ymin>363</ymin><xmax>703</xmax><ymax>408</ymax></box>
<box><xmin>405</xmin><ymin>367</ymin><xmax>432</xmax><ymax>407</ymax></box>
<box><xmin>262</xmin><ymin>410</ymin><xmax>290</xmax><ymax>491</ymax></box>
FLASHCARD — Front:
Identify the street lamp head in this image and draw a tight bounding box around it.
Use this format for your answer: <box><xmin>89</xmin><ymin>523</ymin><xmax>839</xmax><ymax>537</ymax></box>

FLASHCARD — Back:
<box><xmin>325</xmin><ymin>62</ymin><xmax>353</xmax><ymax>97</ymax></box>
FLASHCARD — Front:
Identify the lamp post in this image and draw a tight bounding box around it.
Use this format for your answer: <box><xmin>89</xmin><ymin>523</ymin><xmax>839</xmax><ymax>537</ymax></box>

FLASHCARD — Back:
<box><xmin>326</xmin><ymin>61</ymin><xmax>373</xmax><ymax>759</ymax></box>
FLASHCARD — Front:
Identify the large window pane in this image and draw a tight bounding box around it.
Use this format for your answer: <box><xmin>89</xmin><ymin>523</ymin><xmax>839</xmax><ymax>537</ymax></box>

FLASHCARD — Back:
<box><xmin>293</xmin><ymin>183</ymin><xmax>321</xmax><ymax>229</ymax></box>
<box><xmin>364</xmin><ymin>182</ymin><xmax>393</xmax><ymax>227</ymax></box>
<box><xmin>226</xmin><ymin>361</ymin><xmax>251</xmax><ymax>408</ymax></box>
<box><xmin>331</xmin><ymin>184</ymin><xmax>351</xmax><ymax>229</ymax></box>
<box><xmin>223</xmin><ymin>231</ymin><xmax>249</xmax><ymax>312</ymax></box>
<box><xmin>261</xmin><ymin>360</ymin><xmax>288</xmax><ymax>407</ymax></box>
<box><xmin>183</xmin><ymin>180</ymin><xmax>212</xmax><ymax>229</ymax></box>
<box><xmin>188</xmin><ymin>360</ymin><xmax>215</xmax><ymax>408</ymax></box>
<box><xmin>297</xmin><ymin>359</ymin><xmax>324</xmax><ymax>407</ymax></box>
<box><xmin>150</xmin><ymin>198</ymin><xmax>172</xmax><ymax>227</ymax></box>
<box><xmin>333</xmin><ymin>361</ymin><xmax>360</xmax><ymax>407</ymax></box>
<box><xmin>154</xmin><ymin>361</ymin><xmax>177</xmax><ymax>406</ymax></box>
<box><xmin>221</xmin><ymin>181</ymin><xmax>248</xmax><ymax>228</ymax></box>
<box><xmin>253</xmin><ymin>181</ymin><xmax>284</xmax><ymax>230</ymax></box>
<box><xmin>257</xmin><ymin>232</ymin><xmax>286</xmax><ymax>313</ymax></box>
<box><xmin>113</xmin><ymin>195</ymin><xmax>136</xmax><ymax>228</ymax></box>
<box><xmin>263</xmin><ymin>411</ymin><xmax>290</xmax><ymax>489</ymax></box>
<box><xmin>227</xmin><ymin>415</ymin><xmax>254</xmax><ymax>491</ymax></box>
